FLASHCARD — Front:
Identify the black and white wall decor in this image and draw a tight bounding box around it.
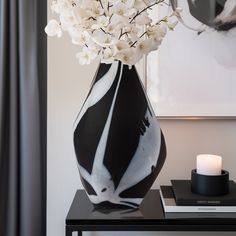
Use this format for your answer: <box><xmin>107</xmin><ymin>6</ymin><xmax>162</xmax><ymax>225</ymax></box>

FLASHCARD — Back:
<box><xmin>185</xmin><ymin>0</ymin><xmax>236</xmax><ymax>32</ymax></box>
<box><xmin>73</xmin><ymin>61</ymin><xmax>166</xmax><ymax>208</ymax></box>
<box><xmin>146</xmin><ymin>0</ymin><xmax>236</xmax><ymax>117</ymax></box>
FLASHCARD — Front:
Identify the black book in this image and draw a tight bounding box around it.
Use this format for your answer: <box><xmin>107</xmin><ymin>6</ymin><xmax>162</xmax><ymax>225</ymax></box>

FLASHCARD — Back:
<box><xmin>171</xmin><ymin>180</ymin><xmax>236</xmax><ymax>206</ymax></box>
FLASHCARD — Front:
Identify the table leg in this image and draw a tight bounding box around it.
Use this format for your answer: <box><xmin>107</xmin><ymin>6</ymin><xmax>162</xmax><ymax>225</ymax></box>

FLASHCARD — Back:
<box><xmin>66</xmin><ymin>225</ymin><xmax>82</xmax><ymax>236</ymax></box>
<box><xmin>66</xmin><ymin>225</ymin><xmax>73</xmax><ymax>236</ymax></box>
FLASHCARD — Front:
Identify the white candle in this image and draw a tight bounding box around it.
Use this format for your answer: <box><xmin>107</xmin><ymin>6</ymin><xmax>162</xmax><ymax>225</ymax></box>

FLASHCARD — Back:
<box><xmin>197</xmin><ymin>154</ymin><xmax>222</xmax><ymax>176</ymax></box>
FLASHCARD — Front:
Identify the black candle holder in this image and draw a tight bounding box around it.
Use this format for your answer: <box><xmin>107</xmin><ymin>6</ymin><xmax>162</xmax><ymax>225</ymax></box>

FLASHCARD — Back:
<box><xmin>191</xmin><ymin>169</ymin><xmax>229</xmax><ymax>196</ymax></box>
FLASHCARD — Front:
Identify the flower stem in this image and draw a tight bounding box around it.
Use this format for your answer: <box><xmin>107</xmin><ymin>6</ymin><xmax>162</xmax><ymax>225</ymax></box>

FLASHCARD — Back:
<box><xmin>130</xmin><ymin>0</ymin><xmax>165</xmax><ymax>23</ymax></box>
<box><xmin>130</xmin><ymin>31</ymin><xmax>147</xmax><ymax>47</ymax></box>
<box><xmin>98</xmin><ymin>0</ymin><xmax>104</xmax><ymax>9</ymax></box>
<box><xmin>119</xmin><ymin>31</ymin><xmax>129</xmax><ymax>39</ymax></box>
<box><xmin>130</xmin><ymin>15</ymin><xmax>169</xmax><ymax>47</ymax></box>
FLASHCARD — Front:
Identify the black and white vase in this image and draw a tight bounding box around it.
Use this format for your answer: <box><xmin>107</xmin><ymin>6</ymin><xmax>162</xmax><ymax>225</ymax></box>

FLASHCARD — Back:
<box><xmin>73</xmin><ymin>61</ymin><xmax>166</xmax><ymax>208</ymax></box>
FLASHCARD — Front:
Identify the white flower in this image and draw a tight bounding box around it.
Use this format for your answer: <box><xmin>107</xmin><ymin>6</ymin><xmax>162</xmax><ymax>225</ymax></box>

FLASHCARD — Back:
<box><xmin>134</xmin><ymin>0</ymin><xmax>147</xmax><ymax>10</ymax></box>
<box><xmin>101</xmin><ymin>47</ymin><xmax>115</xmax><ymax>64</ymax></box>
<box><xmin>97</xmin><ymin>15</ymin><xmax>109</xmax><ymax>27</ymax></box>
<box><xmin>109</xmin><ymin>14</ymin><xmax>128</xmax><ymax>29</ymax></box>
<box><xmin>147</xmin><ymin>22</ymin><xmax>167</xmax><ymax>40</ymax></box>
<box><xmin>69</xmin><ymin>28</ymin><xmax>90</xmax><ymax>45</ymax></box>
<box><xmin>149</xmin><ymin>38</ymin><xmax>161</xmax><ymax>51</ymax></box>
<box><xmin>93</xmin><ymin>29</ymin><xmax>116</xmax><ymax>47</ymax></box>
<box><xmin>143</xmin><ymin>0</ymin><xmax>156</xmax><ymax>5</ymax></box>
<box><xmin>45</xmin><ymin>19</ymin><xmax>62</xmax><ymax>37</ymax></box>
<box><xmin>111</xmin><ymin>2</ymin><xmax>134</xmax><ymax>23</ymax></box>
<box><xmin>51</xmin><ymin>1</ymin><xmax>61</xmax><ymax>14</ymax></box>
<box><xmin>167</xmin><ymin>20</ymin><xmax>178</xmax><ymax>30</ymax></box>
<box><xmin>135</xmin><ymin>12</ymin><xmax>152</xmax><ymax>25</ymax></box>
<box><xmin>104</xmin><ymin>0</ymin><xmax>117</xmax><ymax>2</ymax></box>
<box><xmin>112</xmin><ymin>2</ymin><xmax>127</xmax><ymax>16</ymax></box>
<box><xmin>115</xmin><ymin>48</ymin><xmax>140</xmax><ymax>66</ymax></box>
<box><xmin>120</xmin><ymin>0</ymin><xmax>135</xmax><ymax>8</ymax></box>
<box><xmin>91</xmin><ymin>15</ymin><xmax>109</xmax><ymax>30</ymax></box>
<box><xmin>124</xmin><ymin>25</ymin><xmax>139</xmax><ymax>41</ymax></box>
<box><xmin>88</xmin><ymin>1</ymin><xmax>104</xmax><ymax>17</ymax></box>
<box><xmin>114</xmin><ymin>40</ymin><xmax>130</xmax><ymax>53</ymax></box>
<box><xmin>146</xmin><ymin>25</ymin><xmax>157</xmax><ymax>37</ymax></box>
<box><xmin>46</xmin><ymin>0</ymin><xmax>178</xmax><ymax>65</ymax></box>
<box><xmin>157</xmin><ymin>22</ymin><xmax>168</xmax><ymax>38</ymax></box>
<box><xmin>60</xmin><ymin>9</ymin><xmax>78</xmax><ymax>28</ymax></box>
<box><xmin>73</xmin><ymin>5</ymin><xmax>89</xmax><ymax>22</ymax></box>
<box><xmin>104</xmin><ymin>22</ymin><xmax>122</xmax><ymax>39</ymax></box>
<box><xmin>51</xmin><ymin>0</ymin><xmax>72</xmax><ymax>14</ymax></box>
<box><xmin>86</xmin><ymin>39</ymin><xmax>101</xmax><ymax>53</ymax></box>
<box><xmin>76</xmin><ymin>47</ymin><xmax>97</xmax><ymax>65</ymax></box>
<box><xmin>136</xmin><ymin>39</ymin><xmax>152</xmax><ymax>55</ymax></box>
<box><xmin>80</xmin><ymin>18</ymin><xmax>95</xmax><ymax>30</ymax></box>
<box><xmin>147</xmin><ymin>26</ymin><xmax>164</xmax><ymax>50</ymax></box>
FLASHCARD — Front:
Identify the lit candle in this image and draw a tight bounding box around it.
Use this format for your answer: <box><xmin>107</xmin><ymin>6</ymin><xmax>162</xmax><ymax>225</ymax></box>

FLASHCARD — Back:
<box><xmin>197</xmin><ymin>154</ymin><xmax>222</xmax><ymax>176</ymax></box>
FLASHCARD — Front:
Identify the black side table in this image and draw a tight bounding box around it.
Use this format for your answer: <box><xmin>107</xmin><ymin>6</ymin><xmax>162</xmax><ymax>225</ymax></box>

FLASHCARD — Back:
<box><xmin>65</xmin><ymin>190</ymin><xmax>236</xmax><ymax>236</ymax></box>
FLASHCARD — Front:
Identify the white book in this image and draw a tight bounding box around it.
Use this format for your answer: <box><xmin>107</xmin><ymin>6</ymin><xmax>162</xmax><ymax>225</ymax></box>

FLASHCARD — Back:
<box><xmin>160</xmin><ymin>186</ymin><xmax>236</xmax><ymax>213</ymax></box>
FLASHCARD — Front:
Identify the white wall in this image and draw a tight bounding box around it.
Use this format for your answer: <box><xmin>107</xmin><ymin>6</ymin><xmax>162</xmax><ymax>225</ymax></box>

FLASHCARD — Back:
<box><xmin>47</xmin><ymin>5</ymin><xmax>236</xmax><ymax>236</ymax></box>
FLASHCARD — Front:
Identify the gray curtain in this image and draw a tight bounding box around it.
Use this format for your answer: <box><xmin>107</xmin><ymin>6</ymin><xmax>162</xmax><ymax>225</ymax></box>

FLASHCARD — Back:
<box><xmin>0</xmin><ymin>0</ymin><xmax>47</xmax><ymax>236</ymax></box>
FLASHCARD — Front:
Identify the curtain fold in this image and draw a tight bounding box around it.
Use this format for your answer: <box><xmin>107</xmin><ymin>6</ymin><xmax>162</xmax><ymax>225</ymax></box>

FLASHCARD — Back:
<box><xmin>0</xmin><ymin>0</ymin><xmax>47</xmax><ymax>236</ymax></box>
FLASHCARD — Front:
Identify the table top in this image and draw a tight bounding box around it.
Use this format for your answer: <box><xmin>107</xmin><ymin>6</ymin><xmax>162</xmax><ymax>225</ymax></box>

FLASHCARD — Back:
<box><xmin>66</xmin><ymin>190</ymin><xmax>236</xmax><ymax>231</ymax></box>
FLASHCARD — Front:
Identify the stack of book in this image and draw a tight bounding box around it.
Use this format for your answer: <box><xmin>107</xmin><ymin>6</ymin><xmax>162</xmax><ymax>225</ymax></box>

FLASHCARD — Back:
<box><xmin>160</xmin><ymin>180</ymin><xmax>236</xmax><ymax>219</ymax></box>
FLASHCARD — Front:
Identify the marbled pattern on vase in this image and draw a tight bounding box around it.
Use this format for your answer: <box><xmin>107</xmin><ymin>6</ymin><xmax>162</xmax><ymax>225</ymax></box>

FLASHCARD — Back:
<box><xmin>74</xmin><ymin>61</ymin><xmax>166</xmax><ymax>208</ymax></box>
